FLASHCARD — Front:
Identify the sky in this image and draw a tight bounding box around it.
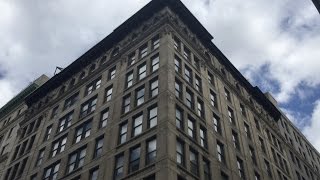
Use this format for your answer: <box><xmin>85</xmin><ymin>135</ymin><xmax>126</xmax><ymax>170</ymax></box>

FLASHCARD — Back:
<box><xmin>0</xmin><ymin>0</ymin><xmax>319</xmax><ymax>149</ymax></box>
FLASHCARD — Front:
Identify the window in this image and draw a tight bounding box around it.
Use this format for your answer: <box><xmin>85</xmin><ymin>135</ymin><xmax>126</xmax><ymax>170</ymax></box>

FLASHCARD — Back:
<box><xmin>128</xmin><ymin>53</ymin><xmax>135</xmax><ymax>66</ymax></box>
<box><xmin>132</xmin><ymin>114</ymin><xmax>143</xmax><ymax>137</ymax></box>
<box><xmin>51</xmin><ymin>106</ymin><xmax>59</xmax><ymax>119</ymax></box>
<box><xmin>44</xmin><ymin>125</ymin><xmax>52</xmax><ymax>141</ymax></box>
<box><xmin>146</xmin><ymin>138</ymin><xmax>157</xmax><ymax>165</ymax></box>
<box><xmin>152</xmin><ymin>35</ymin><xmax>160</xmax><ymax>49</ymax></box>
<box><xmin>43</xmin><ymin>161</ymin><xmax>60</xmax><ymax>180</ymax></box>
<box><xmin>184</xmin><ymin>66</ymin><xmax>192</xmax><ymax>84</ymax></box>
<box><xmin>203</xmin><ymin>158</ymin><xmax>211</xmax><ymax>180</ymax></box>
<box><xmin>254</xmin><ymin>172</ymin><xmax>260</xmax><ymax>180</ymax></box>
<box><xmin>217</xmin><ymin>141</ymin><xmax>226</xmax><ymax>164</ymax></box>
<box><xmin>36</xmin><ymin>148</ymin><xmax>45</xmax><ymax>167</ymax></box>
<box><xmin>187</xmin><ymin>118</ymin><xmax>196</xmax><ymax>139</ymax></box>
<box><xmin>194</xmin><ymin>57</ymin><xmax>200</xmax><ymax>70</ymax></box>
<box><xmin>67</xmin><ymin>147</ymin><xmax>86</xmax><ymax>173</ymax></box>
<box><xmin>136</xmin><ymin>86</ymin><xmax>145</xmax><ymax>106</ymax></box>
<box><xmin>195</xmin><ymin>75</ymin><xmax>202</xmax><ymax>92</ymax></box>
<box><xmin>249</xmin><ymin>146</ymin><xmax>257</xmax><ymax>165</ymax></box>
<box><xmin>118</xmin><ymin>122</ymin><xmax>128</xmax><ymax>144</ymax></box>
<box><xmin>151</xmin><ymin>55</ymin><xmax>159</xmax><ymax>72</ymax></box>
<box><xmin>89</xmin><ymin>167</ymin><xmax>99</xmax><ymax>180</ymax></box>
<box><xmin>129</xmin><ymin>146</ymin><xmax>141</xmax><ymax>173</ymax></box>
<box><xmin>210</xmin><ymin>90</ymin><xmax>217</xmax><ymax>107</ymax></box>
<box><xmin>183</xmin><ymin>47</ymin><xmax>191</xmax><ymax>61</ymax></box>
<box><xmin>85</xmin><ymin>78</ymin><xmax>101</xmax><ymax>96</ymax></box>
<box><xmin>74</xmin><ymin>120</ymin><xmax>92</xmax><ymax>143</ymax></box>
<box><xmin>94</xmin><ymin>136</ymin><xmax>104</xmax><ymax>158</ymax></box>
<box><xmin>109</xmin><ymin>66</ymin><xmax>116</xmax><ymax>80</ymax></box>
<box><xmin>150</xmin><ymin>78</ymin><xmax>158</xmax><ymax>97</ymax></box>
<box><xmin>174</xmin><ymin>36</ymin><xmax>181</xmax><ymax>51</ymax></box>
<box><xmin>105</xmin><ymin>85</ymin><xmax>113</xmax><ymax>102</ymax></box>
<box><xmin>224</xmin><ymin>88</ymin><xmax>231</xmax><ymax>102</ymax></box>
<box><xmin>176</xmin><ymin>107</ymin><xmax>183</xmax><ymax>129</ymax></box>
<box><xmin>254</xmin><ymin>118</ymin><xmax>261</xmax><ymax>131</ymax></box>
<box><xmin>138</xmin><ymin>63</ymin><xmax>147</xmax><ymax>80</ymax></box>
<box><xmin>265</xmin><ymin>159</ymin><xmax>272</xmax><ymax>177</ymax></box>
<box><xmin>221</xmin><ymin>172</ymin><xmax>229</xmax><ymax>180</ymax></box>
<box><xmin>122</xmin><ymin>94</ymin><xmax>131</xmax><ymax>114</ymax></box>
<box><xmin>176</xmin><ymin>139</ymin><xmax>184</xmax><ymax>166</ymax></box>
<box><xmin>185</xmin><ymin>89</ymin><xmax>194</xmax><ymax>109</ymax></box>
<box><xmin>139</xmin><ymin>44</ymin><xmax>148</xmax><ymax>59</ymax></box>
<box><xmin>200</xmin><ymin>127</ymin><xmax>207</xmax><ymax>148</ymax></box>
<box><xmin>174</xmin><ymin>56</ymin><xmax>182</xmax><ymax>73</ymax></box>
<box><xmin>175</xmin><ymin>79</ymin><xmax>182</xmax><ymax>99</ymax></box>
<box><xmin>51</xmin><ymin>136</ymin><xmax>67</xmax><ymax>157</ymax></box>
<box><xmin>148</xmin><ymin>106</ymin><xmax>157</xmax><ymax>128</ymax></box>
<box><xmin>197</xmin><ymin>99</ymin><xmax>204</xmax><ymax>118</ymax></box>
<box><xmin>126</xmin><ymin>71</ymin><xmax>133</xmax><ymax>88</ymax></box>
<box><xmin>232</xmin><ymin>131</ymin><xmax>240</xmax><ymax>150</ymax></box>
<box><xmin>111</xmin><ymin>48</ymin><xmax>119</xmax><ymax>57</ymax></box>
<box><xmin>30</xmin><ymin>174</ymin><xmax>37</xmax><ymax>180</ymax></box>
<box><xmin>208</xmin><ymin>72</ymin><xmax>214</xmax><ymax>85</ymax></box>
<box><xmin>114</xmin><ymin>154</ymin><xmax>124</xmax><ymax>180</ymax></box>
<box><xmin>190</xmin><ymin>148</ymin><xmax>198</xmax><ymax>175</ymax></box>
<box><xmin>64</xmin><ymin>93</ymin><xmax>79</xmax><ymax>110</ymax></box>
<box><xmin>100</xmin><ymin>109</ymin><xmax>109</xmax><ymax>128</ymax></box>
<box><xmin>244</xmin><ymin>123</ymin><xmax>251</xmax><ymax>139</ymax></box>
<box><xmin>57</xmin><ymin>112</ymin><xmax>73</xmax><ymax>133</ymax></box>
<box><xmin>213</xmin><ymin>113</ymin><xmax>222</xmax><ymax>134</ymax></box>
<box><xmin>80</xmin><ymin>97</ymin><xmax>97</xmax><ymax>118</ymax></box>
<box><xmin>228</xmin><ymin>107</ymin><xmax>235</xmax><ymax>124</ymax></box>
<box><xmin>237</xmin><ymin>157</ymin><xmax>245</xmax><ymax>179</ymax></box>
<box><xmin>259</xmin><ymin>137</ymin><xmax>266</xmax><ymax>153</ymax></box>
<box><xmin>80</xmin><ymin>71</ymin><xmax>86</xmax><ymax>79</ymax></box>
<box><xmin>240</xmin><ymin>103</ymin><xmax>246</xmax><ymax>117</ymax></box>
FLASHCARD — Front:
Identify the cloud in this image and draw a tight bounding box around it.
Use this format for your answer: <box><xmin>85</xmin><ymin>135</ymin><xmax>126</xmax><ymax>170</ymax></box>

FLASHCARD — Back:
<box><xmin>303</xmin><ymin>100</ymin><xmax>320</xmax><ymax>151</ymax></box>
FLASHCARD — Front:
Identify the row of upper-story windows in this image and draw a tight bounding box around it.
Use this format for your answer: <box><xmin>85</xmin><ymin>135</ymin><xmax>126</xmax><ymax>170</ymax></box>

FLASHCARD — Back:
<box><xmin>4</xmin><ymin>157</ymin><xmax>28</xmax><ymax>180</ymax></box>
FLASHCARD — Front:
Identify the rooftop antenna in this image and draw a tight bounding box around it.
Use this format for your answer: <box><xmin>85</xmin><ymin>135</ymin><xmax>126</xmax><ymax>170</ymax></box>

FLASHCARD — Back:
<box><xmin>54</xmin><ymin>66</ymin><xmax>64</xmax><ymax>75</ymax></box>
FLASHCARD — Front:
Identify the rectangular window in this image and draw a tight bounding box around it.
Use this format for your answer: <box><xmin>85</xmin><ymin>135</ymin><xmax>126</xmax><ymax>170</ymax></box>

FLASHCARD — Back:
<box><xmin>51</xmin><ymin>136</ymin><xmax>67</xmax><ymax>157</ymax></box>
<box><xmin>213</xmin><ymin>113</ymin><xmax>222</xmax><ymax>134</ymax></box>
<box><xmin>57</xmin><ymin>112</ymin><xmax>73</xmax><ymax>133</ymax></box>
<box><xmin>67</xmin><ymin>147</ymin><xmax>86</xmax><ymax>173</ymax></box>
<box><xmin>94</xmin><ymin>136</ymin><xmax>104</xmax><ymax>158</ymax></box>
<box><xmin>44</xmin><ymin>125</ymin><xmax>52</xmax><ymax>141</ymax></box>
<box><xmin>254</xmin><ymin>118</ymin><xmax>261</xmax><ymax>131</ymax></box>
<box><xmin>140</xmin><ymin>44</ymin><xmax>148</xmax><ymax>59</ymax></box>
<box><xmin>136</xmin><ymin>86</ymin><xmax>145</xmax><ymax>106</ymax></box>
<box><xmin>36</xmin><ymin>148</ymin><xmax>45</xmax><ymax>167</ymax></box>
<box><xmin>148</xmin><ymin>106</ymin><xmax>157</xmax><ymax>128</ymax></box>
<box><xmin>176</xmin><ymin>139</ymin><xmax>184</xmax><ymax>166</ymax></box>
<box><xmin>217</xmin><ymin>141</ymin><xmax>226</xmax><ymax>164</ymax></box>
<box><xmin>152</xmin><ymin>35</ymin><xmax>160</xmax><ymax>50</ymax></box>
<box><xmin>128</xmin><ymin>53</ymin><xmax>135</xmax><ymax>66</ymax></box>
<box><xmin>228</xmin><ymin>107</ymin><xmax>235</xmax><ymax>124</ymax></box>
<box><xmin>118</xmin><ymin>122</ymin><xmax>128</xmax><ymax>144</ymax></box>
<box><xmin>195</xmin><ymin>75</ymin><xmax>202</xmax><ymax>92</ymax></box>
<box><xmin>122</xmin><ymin>94</ymin><xmax>131</xmax><ymax>114</ymax></box>
<box><xmin>210</xmin><ymin>90</ymin><xmax>217</xmax><ymax>107</ymax></box>
<box><xmin>190</xmin><ymin>148</ymin><xmax>198</xmax><ymax>175</ymax></box>
<box><xmin>51</xmin><ymin>106</ymin><xmax>59</xmax><ymax>119</ymax></box>
<box><xmin>126</xmin><ymin>71</ymin><xmax>133</xmax><ymax>88</ymax></box>
<box><xmin>183</xmin><ymin>47</ymin><xmax>191</xmax><ymax>61</ymax></box>
<box><xmin>203</xmin><ymin>158</ymin><xmax>211</xmax><ymax>180</ymax></box>
<box><xmin>237</xmin><ymin>157</ymin><xmax>245</xmax><ymax>179</ymax></box>
<box><xmin>232</xmin><ymin>131</ymin><xmax>240</xmax><ymax>150</ymax></box>
<box><xmin>224</xmin><ymin>88</ymin><xmax>231</xmax><ymax>102</ymax></box>
<box><xmin>80</xmin><ymin>97</ymin><xmax>97</xmax><ymax>118</ymax></box>
<box><xmin>265</xmin><ymin>159</ymin><xmax>272</xmax><ymax>177</ymax></box>
<box><xmin>174</xmin><ymin>36</ymin><xmax>181</xmax><ymax>51</ymax></box>
<box><xmin>43</xmin><ymin>161</ymin><xmax>60</xmax><ymax>180</ymax></box>
<box><xmin>89</xmin><ymin>167</ymin><xmax>99</xmax><ymax>180</ymax></box>
<box><xmin>187</xmin><ymin>117</ymin><xmax>196</xmax><ymax>139</ymax></box>
<box><xmin>185</xmin><ymin>89</ymin><xmax>194</xmax><ymax>109</ymax></box>
<box><xmin>85</xmin><ymin>77</ymin><xmax>101</xmax><ymax>96</ymax></box>
<box><xmin>100</xmin><ymin>109</ymin><xmax>109</xmax><ymax>128</ymax></box>
<box><xmin>249</xmin><ymin>146</ymin><xmax>257</xmax><ymax>165</ymax></box>
<box><xmin>105</xmin><ymin>85</ymin><xmax>113</xmax><ymax>102</ymax></box>
<box><xmin>259</xmin><ymin>137</ymin><xmax>266</xmax><ymax>153</ymax></box>
<box><xmin>240</xmin><ymin>103</ymin><xmax>246</xmax><ymax>117</ymax></box>
<box><xmin>151</xmin><ymin>55</ymin><xmax>159</xmax><ymax>72</ymax></box>
<box><xmin>150</xmin><ymin>78</ymin><xmax>158</xmax><ymax>97</ymax></box>
<box><xmin>175</xmin><ymin>79</ymin><xmax>182</xmax><ymax>99</ymax></box>
<box><xmin>194</xmin><ymin>57</ymin><xmax>200</xmax><ymax>70</ymax></box>
<box><xmin>244</xmin><ymin>122</ymin><xmax>251</xmax><ymax>140</ymax></box>
<box><xmin>197</xmin><ymin>99</ymin><xmax>204</xmax><ymax>118</ymax></box>
<box><xmin>114</xmin><ymin>154</ymin><xmax>124</xmax><ymax>180</ymax></box>
<box><xmin>174</xmin><ymin>56</ymin><xmax>182</xmax><ymax>73</ymax></box>
<box><xmin>254</xmin><ymin>172</ymin><xmax>260</xmax><ymax>180</ymax></box>
<box><xmin>75</xmin><ymin>120</ymin><xmax>92</xmax><ymax>143</ymax></box>
<box><xmin>138</xmin><ymin>63</ymin><xmax>147</xmax><ymax>80</ymax></box>
<box><xmin>109</xmin><ymin>66</ymin><xmax>116</xmax><ymax>80</ymax></box>
<box><xmin>64</xmin><ymin>93</ymin><xmax>79</xmax><ymax>110</ymax></box>
<box><xmin>146</xmin><ymin>138</ymin><xmax>157</xmax><ymax>165</ymax></box>
<box><xmin>129</xmin><ymin>146</ymin><xmax>141</xmax><ymax>173</ymax></box>
<box><xmin>200</xmin><ymin>127</ymin><xmax>207</xmax><ymax>148</ymax></box>
<box><xmin>132</xmin><ymin>114</ymin><xmax>143</xmax><ymax>137</ymax></box>
<box><xmin>184</xmin><ymin>66</ymin><xmax>192</xmax><ymax>84</ymax></box>
<box><xmin>176</xmin><ymin>107</ymin><xmax>183</xmax><ymax>129</ymax></box>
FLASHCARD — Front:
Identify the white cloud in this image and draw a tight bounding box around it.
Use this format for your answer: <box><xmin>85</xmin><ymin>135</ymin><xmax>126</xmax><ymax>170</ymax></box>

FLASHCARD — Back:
<box><xmin>303</xmin><ymin>100</ymin><xmax>320</xmax><ymax>151</ymax></box>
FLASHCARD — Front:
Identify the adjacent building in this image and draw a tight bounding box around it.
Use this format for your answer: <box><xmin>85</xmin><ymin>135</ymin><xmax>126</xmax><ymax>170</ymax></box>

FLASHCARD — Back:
<box><xmin>0</xmin><ymin>0</ymin><xmax>319</xmax><ymax>180</ymax></box>
<box><xmin>311</xmin><ymin>0</ymin><xmax>320</xmax><ymax>13</ymax></box>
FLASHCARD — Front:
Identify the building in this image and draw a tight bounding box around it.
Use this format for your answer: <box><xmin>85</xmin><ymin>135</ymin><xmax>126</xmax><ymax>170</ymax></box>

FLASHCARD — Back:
<box><xmin>311</xmin><ymin>0</ymin><xmax>320</xmax><ymax>13</ymax></box>
<box><xmin>0</xmin><ymin>0</ymin><xmax>320</xmax><ymax>180</ymax></box>
<box><xmin>0</xmin><ymin>75</ymin><xmax>48</xmax><ymax>178</ymax></box>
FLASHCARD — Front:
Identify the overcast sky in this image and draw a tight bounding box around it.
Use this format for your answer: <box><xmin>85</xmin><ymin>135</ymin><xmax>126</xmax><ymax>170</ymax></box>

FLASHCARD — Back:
<box><xmin>0</xmin><ymin>0</ymin><xmax>319</xmax><ymax>149</ymax></box>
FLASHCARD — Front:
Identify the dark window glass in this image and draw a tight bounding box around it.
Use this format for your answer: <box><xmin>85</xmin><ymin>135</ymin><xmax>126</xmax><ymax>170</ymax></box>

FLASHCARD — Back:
<box><xmin>129</xmin><ymin>146</ymin><xmax>141</xmax><ymax>173</ymax></box>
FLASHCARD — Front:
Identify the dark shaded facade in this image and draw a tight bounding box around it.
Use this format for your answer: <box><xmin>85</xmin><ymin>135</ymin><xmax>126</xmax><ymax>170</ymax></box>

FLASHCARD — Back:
<box><xmin>0</xmin><ymin>0</ymin><xmax>320</xmax><ymax>180</ymax></box>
